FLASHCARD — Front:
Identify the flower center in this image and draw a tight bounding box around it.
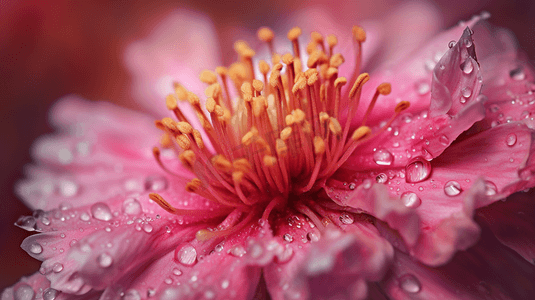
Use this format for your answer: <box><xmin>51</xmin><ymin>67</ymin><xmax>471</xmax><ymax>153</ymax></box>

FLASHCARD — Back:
<box><xmin>149</xmin><ymin>26</ymin><xmax>410</xmax><ymax>239</ymax></box>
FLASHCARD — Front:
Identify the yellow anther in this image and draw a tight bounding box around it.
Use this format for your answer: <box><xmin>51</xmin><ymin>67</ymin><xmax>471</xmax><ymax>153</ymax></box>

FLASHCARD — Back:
<box><xmin>232</xmin><ymin>171</ymin><xmax>245</xmax><ymax>184</ymax></box>
<box><xmin>155</xmin><ymin>120</ymin><xmax>165</xmax><ymax>131</ymax></box>
<box><xmin>330</xmin><ymin>53</ymin><xmax>345</xmax><ymax>68</ymax></box>
<box><xmin>311</xmin><ymin>31</ymin><xmax>323</xmax><ymax>44</ymax></box>
<box><xmin>285</xmin><ymin>115</ymin><xmax>295</xmax><ymax>126</ymax></box>
<box><xmin>200</xmin><ymin>70</ymin><xmax>218</xmax><ymax>84</ymax></box>
<box><xmin>395</xmin><ymin>101</ymin><xmax>411</xmax><ymax>113</ymax></box>
<box><xmin>220</xmin><ymin>109</ymin><xmax>231</xmax><ymax>123</ymax></box>
<box><xmin>307</xmin><ymin>50</ymin><xmax>322</xmax><ymax>68</ymax></box>
<box><xmin>349</xmin><ymin>73</ymin><xmax>370</xmax><ymax>98</ymax></box>
<box><xmin>206</xmin><ymin>97</ymin><xmax>216</xmax><ymax>113</ymax></box>
<box><xmin>212</xmin><ymin>154</ymin><xmax>233</xmax><ymax>172</ymax></box>
<box><xmin>228</xmin><ymin>62</ymin><xmax>248</xmax><ymax>81</ymax></box>
<box><xmin>351</xmin><ymin>126</ymin><xmax>371</xmax><ymax>141</ymax></box>
<box><xmin>272</xmin><ymin>63</ymin><xmax>283</xmax><ymax>72</ymax></box>
<box><xmin>252</xmin><ymin>79</ymin><xmax>264</xmax><ymax>93</ymax></box>
<box><xmin>292</xmin><ymin>77</ymin><xmax>307</xmax><ymax>94</ymax></box>
<box><xmin>302</xmin><ymin>121</ymin><xmax>312</xmax><ymax>134</ymax></box>
<box><xmin>255</xmin><ymin>138</ymin><xmax>271</xmax><ymax>155</ymax></box>
<box><xmin>272</xmin><ymin>53</ymin><xmax>281</xmax><ymax>65</ymax></box>
<box><xmin>293</xmin><ymin>109</ymin><xmax>306</xmax><ymax>124</ymax></box>
<box><xmin>176</xmin><ymin>134</ymin><xmax>191</xmax><ymax>149</ymax></box>
<box><xmin>241</xmin><ymin>82</ymin><xmax>253</xmax><ymax>102</ymax></box>
<box><xmin>282</xmin><ymin>53</ymin><xmax>294</xmax><ymax>65</ymax></box>
<box><xmin>307</xmin><ymin>71</ymin><xmax>319</xmax><ymax>86</ymax></box>
<box><xmin>185</xmin><ymin>178</ymin><xmax>202</xmax><ymax>193</ymax></box>
<box><xmin>334</xmin><ymin>77</ymin><xmax>348</xmax><ymax>87</ymax></box>
<box><xmin>149</xmin><ymin>193</ymin><xmax>176</xmax><ymax>213</ymax></box>
<box><xmin>263</xmin><ymin>155</ymin><xmax>277</xmax><ymax>167</ymax></box>
<box><xmin>326</xmin><ymin>67</ymin><xmax>338</xmax><ymax>79</ymax></box>
<box><xmin>233</xmin><ymin>158</ymin><xmax>251</xmax><ymax>172</ymax></box>
<box><xmin>377</xmin><ymin>83</ymin><xmax>392</xmax><ymax>95</ymax></box>
<box><xmin>276</xmin><ymin>139</ymin><xmax>288</xmax><ymax>155</ymax></box>
<box><xmin>259</xmin><ymin>60</ymin><xmax>270</xmax><ymax>75</ymax></box>
<box><xmin>329</xmin><ymin>117</ymin><xmax>342</xmax><ymax>135</ymax></box>
<box><xmin>280</xmin><ymin>126</ymin><xmax>292</xmax><ymax>140</ymax></box>
<box><xmin>287</xmin><ymin>27</ymin><xmax>302</xmax><ymax>41</ymax></box>
<box><xmin>179</xmin><ymin>150</ymin><xmax>196</xmax><ymax>167</ymax></box>
<box><xmin>327</xmin><ymin>34</ymin><xmax>338</xmax><ymax>48</ymax></box>
<box><xmin>205</xmin><ymin>83</ymin><xmax>222</xmax><ymax>98</ymax></box>
<box><xmin>165</xmin><ymin>94</ymin><xmax>178</xmax><ymax>110</ymax></box>
<box><xmin>187</xmin><ymin>92</ymin><xmax>200</xmax><ymax>106</ymax></box>
<box><xmin>313</xmin><ymin>136</ymin><xmax>326</xmax><ymax>155</ymax></box>
<box><xmin>352</xmin><ymin>26</ymin><xmax>366</xmax><ymax>42</ymax></box>
<box><xmin>174</xmin><ymin>83</ymin><xmax>188</xmax><ymax>100</ymax></box>
<box><xmin>214</xmin><ymin>105</ymin><xmax>224</xmax><ymax>117</ymax></box>
<box><xmin>234</xmin><ymin>41</ymin><xmax>255</xmax><ymax>57</ymax></box>
<box><xmin>257</xmin><ymin>27</ymin><xmax>275</xmax><ymax>42</ymax></box>
<box><xmin>306</xmin><ymin>41</ymin><xmax>318</xmax><ymax>55</ymax></box>
<box><xmin>215</xmin><ymin>66</ymin><xmax>228</xmax><ymax>76</ymax></box>
<box><xmin>241</xmin><ymin>128</ymin><xmax>258</xmax><ymax>146</ymax></box>
<box><xmin>161</xmin><ymin>117</ymin><xmax>178</xmax><ymax>131</ymax></box>
<box><xmin>269</xmin><ymin>69</ymin><xmax>280</xmax><ymax>88</ymax></box>
<box><xmin>192</xmin><ymin>129</ymin><xmax>204</xmax><ymax>149</ymax></box>
<box><xmin>176</xmin><ymin>122</ymin><xmax>193</xmax><ymax>134</ymax></box>
<box><xmin>160</xmin><ymin>133</ymin><xmax>173</xmax><ymax>148</ymax></box>
<box><xmin>319</xmin><ymin>112</ymin><xmax>330</xmax><ymax>123</ymax></box>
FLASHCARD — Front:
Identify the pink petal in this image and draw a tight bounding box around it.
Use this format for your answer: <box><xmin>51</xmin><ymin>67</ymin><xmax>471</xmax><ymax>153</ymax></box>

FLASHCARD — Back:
<box><xmin>124</xmin><ymin>10</ymin><xmax>221</xmax><ymax>117</ymax></box>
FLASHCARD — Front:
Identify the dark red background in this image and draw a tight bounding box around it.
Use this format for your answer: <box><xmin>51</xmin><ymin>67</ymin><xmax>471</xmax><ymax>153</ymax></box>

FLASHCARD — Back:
<box><xmin>1</xmin><ymin>0</ymin><xmax>534</xmax><ymax>291</ymax></box>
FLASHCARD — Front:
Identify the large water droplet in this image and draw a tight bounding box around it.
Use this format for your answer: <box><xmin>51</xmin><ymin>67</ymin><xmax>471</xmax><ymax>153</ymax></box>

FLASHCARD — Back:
<box><xmin>229</xmin><ymin>245</ymin><xmax>246</xmax><ymax>257</ymax></box>
<box><xmin>123</xmin><ymin>289</ymin><xmax>141</xmax><ymax>300</ymax></box>
<box><xmin>461</xmin><ymin>58</ymin><xmax>474</xmax><ymax>74</ymax></box>
<box><xmin>177</xmin><ymin>245</ymin><xmax>197</xmax><ymax>266</ymax></box>
<box><xmin>444</xmin><ymin>181</ymin><xmax>462</xmax><ymax>196</ymax></box>
<box><xmin>506</xmin><ymin>133</ymin><xmax>517</xmax><ymax>147</ymax></box>
<box><xmin>398</xmin><ymin>274</ymin><xmax>421</xmax><ymax>293</ymax></box>
<box><xmin>14</xmin><ymin>284</ymin><xmax>34</xmax><ymax>300</ymax></box>
<box><xmin>400</xmin><ymin>192</ymin><xmax>422</xmax><ymax>208</ymax></box>
<box><xmin>91</xmin><ymin>202</ymin><xmax>112</xmax><ymax>221</ymax></box>
<box><xmin>339</xmin><ymin>212</ymin><xmax>354</xmax><ymax>224</ymax></box>
<box><xmin>97</xmin><ymin>252</ymin><xmax>113</xmax><ymax>268</ymax></box>
<box><xmin>43</xmin><ymin>288</ymin><xmax>58</xmax><ymax>300</ymax></box>
<box><xmin>143</xmin><ymin>223</ymin><xmax>153</xmax><ymax>233</ymax></box>
<box><xmin>144</xmin><ymin>176</ymin><xmax>168</xmax><ymax>192</ymax></box>
<box><xmin>461</xmin><ymin>87</ymin><xmax>472</xmax><ymax>102</ymax></box>
<box><xmin>375</xmin><ymin>173</ymin><xmax>388</xmax><ymax>184</ymax></box>
<box><xmin>373</xmin><ymin>149</ymin><xmax>393</xmax><ymax>166</ymax></box>
<box><xmin>29</xmin><ymin>243</ymin><xmax>43</xmax><ymax>254</ymax></box>
<box><xmin>15</xmin><ymin>216</ymin><xmax>37</xmax><ymax>232</ymax></box>
<box><xmin>52</xmin><ymin>263</ymin><xmax>64</xmax><ymax>273</ymax></box>
<box><xmin>405</xmin><ymin>157</ymin><xmax>432</xmax><ymax>183</ymax></box>
<box><xmin>510</xmin><ymin>68</ymin><xmax>526</xmax><ymax>81</ymax></box>
<box><xmin>122</xmin><ymin>198</ymin><xmax>142</xmax><ymax>215</ymax></box>
<box><xmin>484</xmin><ymin>180</ymin><xmax>497</xmax><ymax>196</ymax></box>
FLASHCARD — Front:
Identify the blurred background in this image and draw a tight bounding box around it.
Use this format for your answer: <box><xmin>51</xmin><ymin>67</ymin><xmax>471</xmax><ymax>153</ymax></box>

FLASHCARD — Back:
<box><xmin>1</xmin><ymin>0</ymin><xmax>534</xmax><ymax>291</ymax></box>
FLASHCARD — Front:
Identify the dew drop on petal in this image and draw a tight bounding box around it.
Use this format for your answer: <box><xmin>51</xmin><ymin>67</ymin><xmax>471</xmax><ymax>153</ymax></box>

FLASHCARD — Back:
<box><xmin>405</xmin><ymin>157</ymin><xmax>432</xmax><ymax>183</ymax></box>
<box><xmin>97</xmin><ymin>252</ymin><xmax>113</xmax><ymax>268</ymax></box>
<box><xmin>91</xmin><ymin>202</ymin><xmax>112</xmax><ymax>221</ymax></box>
<box><xmin>123</xmin><ymin>289</ymin><xmax>141</xmax><ymax>300</ymax></box>
<box><xmin>439</xmin><ymin>135</ymin><xmax>449</xmax><ymax>146</ymax></box>
<box><xmin>339</xmin><ymin>212</ymin><xmax>354</xmax><ymax>224</ymax></box>
<box><xmin>229</xmin><ymin>245</ymin><xmax>246</xmax><ymax>257</ymax></box>
<box><xmin>43</xmin><ymin>288</ymin><xmax>58</xmax><ymax>300</ymax></box>
<box><xmin>177</xmin><ymin>245</ymin><xmax>197</xmax><ymax>266</ymax></box>
<box><xmin>375</xmin><ymin>173</ymin><xmax>388</xmax><ymax>184</ymax></box>
<box><xmin>373</xmin><ymin>149</ymin><xmax>393</xmax><ymax>166</ymax></box>
<box><xmin>52</xmin><ymin>263</ymin><xmax>63</xmax><ymax>273</ymax></box>
<box><xmin>444</xmin><ymin>181</ymin><xmax>462</xmax><ymax>196</ymax></box>
<box><xmin>510</xmin><ymin>68</ymin><xmax>526</xmax><ymax>81</ymax></box>
<box><xmin>29</xmin><ymin>243</ymin><xmax>43</xmax><ymax>254</ymax></box>
<box><xmin>484</xmin><ymin>180</ymin><xmax>497</xmax><ymax>196</ymax></box>
<box><xmin>283</xmin><ymin>233</ymin><xmax>294</xmax><ymax>243</ymax></box>
<box><xmin>214</xmin><ymin>244</ymin><xmax>224</xmax><ymax>252</ymax></box>
<box><xmin>143</xmin><ymin>223</ymin><xmax>153</xmax><ymax>233</ymax></box>
<box><xmin>400</xmin><ymin>192</ymin><xmax>421</xmax><ymax>208</ymax></box>
<box><xmin>461</xmin><ymin>86</ymin><xmax>472</xmax><ymax>100</ymax></box>
<box><xmin>348</xmin><ymin>183</ymin><xmax>356</xmax><ymax>190</ymax></box>
<box><xmin>172</xmin><ymin>268</ymin><xmax>182</xmax><ymax>276</ymax></box>
<box><xmin>122</xmin><ymin>198</ymin><xmax>142</xmax><ymax>215</ymax></box>
<box><xmin>399</xmin><ymin>274</ymin><xmax>421</xmax><ymax>293</ymax></box>
<box><xmin>144</xmin><ymin>176</ymin><xmax>168</xmax><ymax>192</ymax></box>
<box><xmin>506</xmin><ymin>133</ymin><xmax>517</xmax><ymax>147</ymax></box>
<box><xmin>14</xmin><ymin>284</ymin><xmax>34</xmax><ymax>300</ymax></box>
<box><xmin>461</xmin><ymin>58</ymin><xmax>474</xmax><ymax>74</ymax></box>
<box><xmin>80</xmin><ymin>212</ymin><xmax>91</xmax><ymax>221</ymax></box>
<box><xmin>221</xmin><ymin>279</ymin><xmax>230</xmax><ymax>289</ymax></box>
<box><xmin>15</xmin><ymin>216</ymin><xmax>37</xmax><ymax>232</ymax></box>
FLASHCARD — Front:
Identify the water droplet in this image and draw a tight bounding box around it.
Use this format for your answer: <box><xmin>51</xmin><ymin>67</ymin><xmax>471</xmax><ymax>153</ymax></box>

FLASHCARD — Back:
<box><xmin>29</xmin><ymin>243</ymin><xmax>43</xmax><ymax>254</ymax></box>
<box><xmin>348</xmin><ymin>183</ymin><xmax>356</xmax><ymax>190</ymax></box>
<box><xmin>416</xmin><ymin>82</ymin><xmax>430</xmax><ymax>95</ymax></box>
<box><xmin>448</xmin><ymin>40</ymin><xmax>456</xmax><ymax>48</ymax></box>
<box><xmin>147</xmin><ymin>289</ymin><xmax>156</xmax><ymax>298</ymax></box>
<box><xmin>506</xmin><ymin>133</ymin><xmax>517</xmax><ymax>147</ymax></box>
<box><xmin>144</xmin><ymin>176</ymin><xmax>168</xmax><ymax>192</ymax></box>
<box><xmin>398</xmin><ymin>274</ymin><xmax>421</xmax><ymax>293</ymax></box>
<box><xmin>43</xmin><ymin>288</ymin><xmax>58</xmax><ymax>300</ymax></box>
<box><xmin>177</xmin><ymin>245</ymin><xmax>197</xmax><ymax>266</ymax></box>
<box><xmin>52</xmin><ymin>263</ymin><xmax>63</xmax><ymax>273</ymax></box>
<box><xmin>229</xmin><ymin>245</ymin><xmax>246</xmax><ymax>257</ymax></box>
<box><xmin>339</xmin><ymin>212</ymin><xmax>354</xmax><ymax>224</ymax></box>
<box><xmin>14</xmin><ymin>284</ymin><xmax>34</xmax><ymax>300</ymax></box>
<box><xmin>221</xmin><ymin>279</ymin><xmax>230</xmax><ymax>289</ymax></box>
<box><xmin>444</xmin><ymin>181</ymin><xmax>462</xmax><ymax>196</ymax></box>
<box><xmin>283</xmin><ymin>233</ymin><xmax>294</xmax><ymax>243</ymax></box>
<box><xmin>307</xmin><ymin>232</ymin><xmax>319</xmax><ymax>242</ymax></box>
<box><xmin>15</xmin><ymin>216</ymin><xmax>36</xmax><ymax>232</ymax></box>
<box><xmin>373</xmin><ymin>149</ymin><xmax>394</xmax><ymax>166</ymax></box>
<box><xmin>464</xmin><ymin>38</ymin><xmax>473</xmax><ymax>48</ymax></box>
<box><xmin>400</xmin><ymin>192</ymin><xmax>421</xmax><ymax>209</ymax></box>
<box><xmin>510</xmin><ymin>68</ymin><xmax>526</xmax><ymax>81</ymax></box>
<box><xmin>91</xmin><ymin>202</ymin><xmax>112</xmax><ymax>221</ymax></box>
<box><xmin>484</xmin><ymin>181</ymin><xmax>497</xmax><ymax>196</ymax></box>
<box><xmin>97</xmin><ymin>252</ymin><xmax>113</xmax><ymax>268</ymax></box>
<box><xmin>123</xmin><ymin>289</ymin><xmax>141</xmax><ymax>300</ymax></box>
<box><xmin>276</xmin><ymin>246</ymin><xmax>294</xmax><ymax>263</ymax></box>
<box><xmin>143</xmin><ymin>223</ymin><xmax>153</xmax><ymax>233</ymax></box>
<box><xmin>122</xmin><ymin>198</ymin><xmax>142</xmax><ymax>215</ymax></box>
<box><xmin>405</xmin><ymin>157</ymin><xmax>432</xmax><ymax>183</ymax></box>
<box><xmin>59</xmin><ymin>180</ymin><xmax>78</xmax><ymax>197</ymax></box>
<box><xmin>172</xmin><ymin>268</ymin><xmax>182</xmax><ymax>276</ymax></box>
<box><xmin>461</xmin><ymin>86</ymin><xmax>472</xmax><ymax>99</ymax></box>
<box><xmin>461</xmin><ymin>58</ymin><xmax>474</xmax><ymax>74</ymax></box>
<box><xmin>439</xmin><ymin>135</ymin><xmax>449</xmax><ymax>146</ymax></box>
<box><xmin>80</xmin><ymin>212</ymin><xmax>91</xmax><ymax>221</ymax></box>
<box><xmin>375</xmin><ymin>173</ymin><xmax>388</xmax><ymax>184</ymax></box>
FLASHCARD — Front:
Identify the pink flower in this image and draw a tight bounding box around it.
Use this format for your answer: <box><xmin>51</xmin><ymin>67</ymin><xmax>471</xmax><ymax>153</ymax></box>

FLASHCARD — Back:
<box><xmin>4</xmin><ymin>7</ymin><xmax>535</xmax><ymax>300</ymax></box>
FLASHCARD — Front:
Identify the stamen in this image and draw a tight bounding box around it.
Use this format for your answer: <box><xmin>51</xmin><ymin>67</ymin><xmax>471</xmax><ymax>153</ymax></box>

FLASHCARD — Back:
<box><xmin>287</xmin><ymin>27</ymin><xmax>302</xmax><ymax>58</ymax></box>
<box><xmin>257</xmin><ymin>27</ymin><xmax>275</xmax><ymax>54</ymax></box>
<box><xmin>200</xmin><ymin>70</ymin><xmax>218</xmax><ymax>84</ymax></box>
<box><xmin>361</xmin><ymin>82</ymin><xmax>391</xmax><ymax>126</ymax></box>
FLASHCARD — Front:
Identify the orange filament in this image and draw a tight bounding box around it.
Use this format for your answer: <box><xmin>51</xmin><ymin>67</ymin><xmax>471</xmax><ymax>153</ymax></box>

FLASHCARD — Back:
<box><xmin>151</xmin><ymin>25</ymin><xmax>409</xmax><ymax>240</ymax></box>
